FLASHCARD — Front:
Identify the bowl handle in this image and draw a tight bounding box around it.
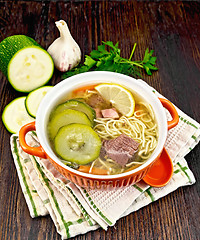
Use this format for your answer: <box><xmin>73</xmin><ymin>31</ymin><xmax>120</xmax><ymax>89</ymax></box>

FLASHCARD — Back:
<box><xmin>159</xmin><ymin>98</ymin><xmax>179</xmax><ymax>130</ymax></box>
<box><xmin>19</xmin><ymin>121</ymin><xmax>47</xmax><ymax>158</ymax></box>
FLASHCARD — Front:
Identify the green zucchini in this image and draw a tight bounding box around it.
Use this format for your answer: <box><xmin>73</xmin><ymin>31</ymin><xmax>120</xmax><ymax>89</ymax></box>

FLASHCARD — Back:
<box><xmin>52</xmin><ymin>99</ymin><xmax>96</xmax><ymax>126</ymax></box>
<box><xmin>25</xmin><ymin>86</ymin><xmax>53</xmax><ymax>118</ymax></box>
<box><xmin>2</xmin><ymin>97</ymin><xmax>34</xmax><ymax>133</ymax></box>
<box><xmin>54</xmin><ymin>123</ymin><xmax>102</xmax><ymax>165</ymax></box>
<box><xmin>48</xmin><ymin>109</ymin><xmax>93</xmax><ymax>140</ymax></box>
<box><xmin>0</xmin><ymin>35</ymin><xmax>54</xmax><ymax>92</ymax></box>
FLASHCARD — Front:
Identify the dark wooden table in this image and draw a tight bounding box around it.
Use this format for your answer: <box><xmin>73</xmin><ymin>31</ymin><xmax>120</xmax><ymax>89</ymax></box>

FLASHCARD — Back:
<box><xmin>0</xmin><ymin>1</ymin><xmax>200</xmax><ymax>240</ymax></box>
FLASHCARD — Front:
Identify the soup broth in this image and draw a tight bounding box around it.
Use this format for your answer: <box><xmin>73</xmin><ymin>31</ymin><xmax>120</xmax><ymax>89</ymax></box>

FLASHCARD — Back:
<box><xmin>47</xmin><ymin>83</ymin><xmax>158</xmax><ymax>175</ymax></box>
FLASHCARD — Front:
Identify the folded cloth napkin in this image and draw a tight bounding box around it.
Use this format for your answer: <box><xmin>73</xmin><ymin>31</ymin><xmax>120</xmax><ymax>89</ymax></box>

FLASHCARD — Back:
<box><xmin>10</xmin><ymin>80</ymin><xmax>200</xmax><ymax>239</ymax></box>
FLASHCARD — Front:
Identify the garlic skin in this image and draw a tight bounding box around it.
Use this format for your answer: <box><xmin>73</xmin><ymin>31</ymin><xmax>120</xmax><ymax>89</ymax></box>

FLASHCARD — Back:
<box><xmin>47</xmin><ymin>20</ymin><xmax>81</xmax><ymax>72</ymax></box>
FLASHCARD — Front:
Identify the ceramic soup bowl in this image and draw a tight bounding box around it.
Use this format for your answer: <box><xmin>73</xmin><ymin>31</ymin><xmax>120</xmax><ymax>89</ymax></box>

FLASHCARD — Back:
<box><xmin>19</xmin><ymin>71</ymin><xmax>179</xmax><ymax>189</ymax></box>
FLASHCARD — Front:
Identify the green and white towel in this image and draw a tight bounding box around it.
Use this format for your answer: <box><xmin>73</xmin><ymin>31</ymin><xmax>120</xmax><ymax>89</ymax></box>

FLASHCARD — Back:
<box><xmin>10</xmin><ymin>81</ymin><xmax>199</xmax><ymax>239</ymax></box>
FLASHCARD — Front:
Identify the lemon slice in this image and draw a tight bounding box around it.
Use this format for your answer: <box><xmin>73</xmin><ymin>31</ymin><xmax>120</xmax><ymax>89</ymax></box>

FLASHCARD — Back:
<box><xmin>95</xmin><ymin>83</ymin><xmax>135</xmax><ymax>117</ymax></box>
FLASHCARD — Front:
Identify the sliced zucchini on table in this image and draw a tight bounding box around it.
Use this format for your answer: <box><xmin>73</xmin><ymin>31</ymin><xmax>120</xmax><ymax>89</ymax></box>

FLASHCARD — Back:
<box><xmin>52</xmin><ymin>99</ymin><xmax>96</xmax><ymax>126</ymax></box>
<box><xmin>25</xmin><ymin>86</ymin><xmax>53</xmax><ymax>118</ymax></box>
<box><xmin>54</xmin><ymin>123</ymin><xmax>102</xmax><ymax>165</ymax></box>
<box><xmin>2</xmin><ymin>97</ymin><xmax>34</xmax><ymax>134</ymax></box>
<box><xmin>48</xmin><ymin>109</ymin><xmax>93</xmax><ymax>140</ymax></box>
<box><xmin>0</xmin><ymin>35</ymin><xmax>54</xmax><ymax>92</ymax></box>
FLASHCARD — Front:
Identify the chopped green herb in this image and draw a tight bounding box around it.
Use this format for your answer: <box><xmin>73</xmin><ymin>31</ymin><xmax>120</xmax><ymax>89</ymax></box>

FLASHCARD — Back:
<box><xmin>62</xmin><ymin>41</ymin><xmax>158</xmax><ymax>79</ymax></box>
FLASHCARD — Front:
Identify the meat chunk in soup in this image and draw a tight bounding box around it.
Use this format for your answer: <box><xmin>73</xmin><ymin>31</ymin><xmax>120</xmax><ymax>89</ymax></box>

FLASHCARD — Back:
<box><xmin>94</xmin><ymin>108</ymin><xmax>103</xmax><ymax>118</ymax></box>
<box><xmin>100</xmin><ymin>134</ymin><xmax>139</xmax><ymax>167</ymax></box>
<box><xmin>101</xmin><ymin>108</ymin><xmax>119</xmax><ymax>119</ymax></box>
<box><xmin>86</xmin><ymin>93</ymin><xmax>106</xmax><ymax>108</ymax></box>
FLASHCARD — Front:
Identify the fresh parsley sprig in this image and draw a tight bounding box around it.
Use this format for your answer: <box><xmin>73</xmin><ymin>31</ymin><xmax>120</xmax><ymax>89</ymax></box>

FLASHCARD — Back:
<box><xmin>62</xmin><ymin>41</ymin><xmax>158</xmax><ymax>79</ymax></box>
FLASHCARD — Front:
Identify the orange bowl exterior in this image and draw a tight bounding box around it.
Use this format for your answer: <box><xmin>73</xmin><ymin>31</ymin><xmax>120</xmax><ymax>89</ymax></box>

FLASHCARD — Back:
<box><xmin>47</xmin><ymin>152</ymin><xmax>161</xmax><ymax>189</ymax></box>
<box><xmin>19</xmin><ymin>121</ymin><xmax>162</xmax><ymax>189</ymax></box>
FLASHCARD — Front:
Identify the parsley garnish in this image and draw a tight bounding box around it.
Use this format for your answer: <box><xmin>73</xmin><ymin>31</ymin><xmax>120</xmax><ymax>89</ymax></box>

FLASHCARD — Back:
<box><xmin>62</xmin><ymin>41</ymin><xmax>158</xmax><ymax>79</ymax></box>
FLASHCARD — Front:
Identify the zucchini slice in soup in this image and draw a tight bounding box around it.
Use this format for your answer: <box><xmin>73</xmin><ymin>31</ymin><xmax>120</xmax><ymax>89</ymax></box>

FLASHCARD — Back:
<box><xmin>54</xmin><ymin>123</ymin><xmax>102</xmax><ymax>164</ymax></box>
<box><xmin>52</xmin><ymin>99</ymin><xmax>96</xmax><ymax>126</ymax></box>
<box><xmin>48</xmin><ymin>109</ymin><xmax>92</xmax><ymax>140</ymax></box>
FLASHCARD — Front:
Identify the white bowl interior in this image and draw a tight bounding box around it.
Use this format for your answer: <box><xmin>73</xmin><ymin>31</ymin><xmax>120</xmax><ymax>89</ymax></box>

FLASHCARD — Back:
<box><xmin>36</xmin><ymin>71</ymin><xmax>167</xmax><ymax>179</ymax></box>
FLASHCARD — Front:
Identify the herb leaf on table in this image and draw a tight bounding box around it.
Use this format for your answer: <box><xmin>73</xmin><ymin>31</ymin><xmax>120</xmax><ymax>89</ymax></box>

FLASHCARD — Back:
<box><xmin>62</xmin><ymin>41</ymin><xmax>158</xmax><ymax>79</ymax></box>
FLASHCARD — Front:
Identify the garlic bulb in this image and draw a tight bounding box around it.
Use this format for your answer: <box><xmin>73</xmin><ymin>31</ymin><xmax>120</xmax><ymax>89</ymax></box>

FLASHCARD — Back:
<box><xmin>47</xmin><ymin>20</ymin><xmax>81</xmax><ymax>72</ymax></box>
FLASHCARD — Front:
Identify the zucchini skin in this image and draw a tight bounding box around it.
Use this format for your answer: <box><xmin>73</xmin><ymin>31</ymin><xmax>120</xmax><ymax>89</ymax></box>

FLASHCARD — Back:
<box><xmin>0</xmin><ymin>35</ymin><xmax>43</xmax><ymax>77</ymax></box>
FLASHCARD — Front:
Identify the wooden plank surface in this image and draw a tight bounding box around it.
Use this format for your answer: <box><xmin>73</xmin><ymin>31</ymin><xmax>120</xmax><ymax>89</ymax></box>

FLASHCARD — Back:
<box><xmin>0</xmin><ymin>1</ymin><xmax>199</xmax><ymax>240</ymax></box>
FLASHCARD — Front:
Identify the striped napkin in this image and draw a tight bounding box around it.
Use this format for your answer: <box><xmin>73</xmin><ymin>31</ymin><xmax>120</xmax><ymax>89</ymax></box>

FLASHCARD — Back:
<box><xmin>10</xmin><ymin>81</ymin><xmax>200</xmax><ymax>239</ymax></box>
